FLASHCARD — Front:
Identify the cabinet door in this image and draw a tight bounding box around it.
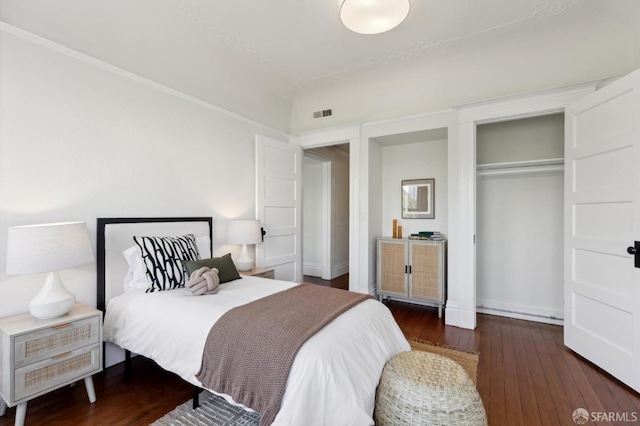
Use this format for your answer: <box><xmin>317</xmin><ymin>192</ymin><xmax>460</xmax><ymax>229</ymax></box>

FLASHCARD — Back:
<box><xmin>377</xmin><ymin>240</ymin><xmax>408</xmax><ymax>297</ymax></box>
<box><xmin>409</xmin><ymin>242</ymin><xmax>443</xmax><ymax>302</ymax></box>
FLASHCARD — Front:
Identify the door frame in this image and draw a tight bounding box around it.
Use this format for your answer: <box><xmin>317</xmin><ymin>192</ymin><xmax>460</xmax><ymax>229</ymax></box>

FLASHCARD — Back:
<box><xmin>291</xmin><ymin>127</ymin><xmax>361</xmax><ymax>291</ymax></box>
<box><xmin>453</xmin><ymin>82</ymin><xmax>599</xmax><ymax>329</ymax></box>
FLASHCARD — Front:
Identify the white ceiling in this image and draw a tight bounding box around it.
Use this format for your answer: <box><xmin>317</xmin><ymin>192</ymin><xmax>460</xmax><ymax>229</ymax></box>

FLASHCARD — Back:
<box><xmin>1</xmin><ymin>0</ymin><xmax>638</xmax><ymax>128</ymax></box>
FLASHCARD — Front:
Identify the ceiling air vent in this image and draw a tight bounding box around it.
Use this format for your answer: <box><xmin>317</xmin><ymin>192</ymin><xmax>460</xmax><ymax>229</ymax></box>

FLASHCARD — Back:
<box><xmin>313</xmin><ymin>109</ymin><xmax>333</xmax><ymax>120</ymax></box>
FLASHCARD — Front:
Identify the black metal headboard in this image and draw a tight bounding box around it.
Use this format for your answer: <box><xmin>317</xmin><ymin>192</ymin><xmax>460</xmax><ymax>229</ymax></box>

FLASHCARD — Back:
<box><xmin>96</xmin><ymin>217</ymin><xmax>213</xmax><ymax>312</ymax></box>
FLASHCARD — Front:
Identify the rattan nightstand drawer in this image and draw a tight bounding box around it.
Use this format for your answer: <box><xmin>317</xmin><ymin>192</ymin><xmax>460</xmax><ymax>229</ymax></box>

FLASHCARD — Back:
<box><xmin>14</xmin><ymin>316</ymin><xmax>100</xmax><ymax>369</ymax></box>
<box><xmin>14</xmin><ymin>343</ymin><xmax>100</xmax><ymax>401</ymax></box>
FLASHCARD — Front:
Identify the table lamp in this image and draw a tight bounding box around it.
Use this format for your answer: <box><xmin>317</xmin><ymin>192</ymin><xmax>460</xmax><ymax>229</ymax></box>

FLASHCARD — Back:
<box><xmin>6</xmin><ymin>221</ymin><xmax>94</xmax><ymax>319</ymax></box>
<box><xmin>227</xmin><ymin>220</ymin><xmax>262</xmax><ymax>271</ymax></box>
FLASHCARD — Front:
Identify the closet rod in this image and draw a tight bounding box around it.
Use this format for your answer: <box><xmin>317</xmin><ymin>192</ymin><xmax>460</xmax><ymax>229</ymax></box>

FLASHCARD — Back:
<box><xmin>476</xmin><ymin>158</ymin><xmax>564</xmax><ymax>177</ymax></box>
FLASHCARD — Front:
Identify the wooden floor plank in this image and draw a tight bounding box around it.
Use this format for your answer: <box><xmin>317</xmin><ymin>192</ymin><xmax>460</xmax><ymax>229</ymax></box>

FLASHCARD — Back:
<box><xmin>510</xmin><ymin>319</ymin><xmax>543</xmax><ymax>426</ymax></box>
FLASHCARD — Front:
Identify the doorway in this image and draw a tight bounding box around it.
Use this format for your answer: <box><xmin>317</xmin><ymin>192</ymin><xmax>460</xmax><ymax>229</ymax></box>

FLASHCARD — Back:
<box><xmin>302</xmin><ymin>144</ymin><xmax>350</xmax><ymax>280</ymax></box>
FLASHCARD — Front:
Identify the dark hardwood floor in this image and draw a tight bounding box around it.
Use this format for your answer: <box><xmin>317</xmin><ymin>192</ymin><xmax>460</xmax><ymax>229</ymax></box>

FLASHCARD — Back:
<box><xmin>2</xmin><ymin>275</ymin><xmax>638</xmax><ymax>425</ymax></box>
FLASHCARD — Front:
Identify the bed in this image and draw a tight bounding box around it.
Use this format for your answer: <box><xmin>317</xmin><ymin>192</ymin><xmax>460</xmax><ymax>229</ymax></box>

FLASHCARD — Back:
<box><xmin>97</xmin><ymin>217</ymin><xmax>410</xmax><ymax>426</ymax></box>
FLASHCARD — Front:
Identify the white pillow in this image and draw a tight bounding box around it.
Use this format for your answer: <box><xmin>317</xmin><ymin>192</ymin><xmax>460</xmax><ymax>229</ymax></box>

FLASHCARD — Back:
<box><xmin>196</xmin><ymin>235</ymin><xmax>211</xmax><ymax>258</ymax></box>
<box><xmin>122</xmin><ymin>235</ymin><xmax>211</xmax><ymax>292</ymax></box>
<box><xmin>122</xmin><ymin>245</ymin><xmax>149</xmax><ymax>292</ymax></box>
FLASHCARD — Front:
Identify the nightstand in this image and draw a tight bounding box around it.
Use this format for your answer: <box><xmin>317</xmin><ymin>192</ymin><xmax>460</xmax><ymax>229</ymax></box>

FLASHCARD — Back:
<box><xmin>241</xmin><ymin>266</ymin><xmax>275</xmax><ymax>279</ymax></box>
<box><xmin>0</xmin><ymin>303</ymin><xmax>102</xmax><ymax>426</ymax></box>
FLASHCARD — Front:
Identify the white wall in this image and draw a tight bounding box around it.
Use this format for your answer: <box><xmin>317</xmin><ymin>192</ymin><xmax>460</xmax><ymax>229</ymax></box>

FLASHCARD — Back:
<box><xmin>476</xmin><ymin>172</ymin><xmax>564</xmax><ymax>322</ymax></box>
<box><xmin>476</xmin><ymin>114</ymin><xmax>565</xmax><ymax>164</ymax></box>
<box><xmin>302</xmin><ymin>157</ymin><xmax>323</xmax><ymax>276</ymax></box>
<box><xmin>382</xmin><ymin>139</ymin><xmax>448</xmax><ymax>238</ymax></box>
<box><xmin>333</xmin><ymin>150</ymin><xmax>350</xmax><ymax>276</ymax></box>
<box><xmin>0</xmin><ymin>27</ymin><xmax>285</xmax><ymax>317</ymax></box>
<box><xmin>367</xmin><ymin>141</ymin><xmax>384</xmax><ymax>293</ymax></box>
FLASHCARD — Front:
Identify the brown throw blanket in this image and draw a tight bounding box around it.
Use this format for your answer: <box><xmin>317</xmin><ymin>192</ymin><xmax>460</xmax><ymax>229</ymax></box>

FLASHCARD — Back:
<box><xmin>196</xmin><ymin>283</ymin><xmax>371</xmax><ymax>426</ymax></box>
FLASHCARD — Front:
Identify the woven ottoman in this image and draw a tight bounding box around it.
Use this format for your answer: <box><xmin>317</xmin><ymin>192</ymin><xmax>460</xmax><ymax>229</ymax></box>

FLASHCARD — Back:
<box><xmin>375</xmin><ymin>351</ymin><xmax>487</xmax><ymax>426</ymax></box>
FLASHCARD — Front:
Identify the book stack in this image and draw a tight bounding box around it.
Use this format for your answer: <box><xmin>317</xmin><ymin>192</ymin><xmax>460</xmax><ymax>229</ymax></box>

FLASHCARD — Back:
<box><xmin>409</xmin><ymin>231</ymin><xmax>445</xmax><ymax>241</ymax></box>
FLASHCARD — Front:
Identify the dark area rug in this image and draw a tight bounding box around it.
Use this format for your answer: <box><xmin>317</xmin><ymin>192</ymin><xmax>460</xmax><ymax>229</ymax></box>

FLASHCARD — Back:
<box><xmin>150</xmin><ymin>392</ymin><xmax>259</xmax><ymax>426</ymax></box>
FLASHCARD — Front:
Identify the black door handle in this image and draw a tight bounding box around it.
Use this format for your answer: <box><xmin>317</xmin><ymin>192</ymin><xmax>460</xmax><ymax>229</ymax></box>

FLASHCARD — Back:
<box><xmin>629</xmin><ymin>241</ymin><xmax>640</xmax><ymax>268</ymax></box>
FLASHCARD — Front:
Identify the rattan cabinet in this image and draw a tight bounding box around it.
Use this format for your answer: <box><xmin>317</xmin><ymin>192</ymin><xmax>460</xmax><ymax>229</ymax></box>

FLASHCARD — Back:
<box><xmin>377</xmin><ymin>238</ymin><xmax>446</xmax><ymax>317</ymax></box>
<box><xmin>0</xmin><ymin>303</ymin><xmax>102</xmax><ymax>426</ymax></box>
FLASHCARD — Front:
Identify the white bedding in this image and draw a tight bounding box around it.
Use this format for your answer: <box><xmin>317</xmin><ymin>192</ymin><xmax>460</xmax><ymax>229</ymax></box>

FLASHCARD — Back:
<box><xmin>103</xmin><ymin>276</ymin><xmax>410</xmax><ymax>426</ymax></box>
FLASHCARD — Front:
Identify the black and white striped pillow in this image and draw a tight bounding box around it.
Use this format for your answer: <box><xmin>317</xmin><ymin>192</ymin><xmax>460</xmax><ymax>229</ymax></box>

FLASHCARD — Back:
<box><xmin>133</xmin><ymin>234</ymin><xmax>200</xmax><ymax>292</ymax></box>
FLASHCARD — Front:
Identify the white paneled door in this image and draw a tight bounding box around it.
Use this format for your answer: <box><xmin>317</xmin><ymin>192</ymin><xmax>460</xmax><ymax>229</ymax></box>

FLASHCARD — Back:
<box><xmin>255</xmin><ymin>135</ymin><xmax>303</xmax><ymax>283</ymax></box>
<box><xmin>564</xmin><ymin>69</ymin><xmax>640</xmax><ymax>392</ymax></box>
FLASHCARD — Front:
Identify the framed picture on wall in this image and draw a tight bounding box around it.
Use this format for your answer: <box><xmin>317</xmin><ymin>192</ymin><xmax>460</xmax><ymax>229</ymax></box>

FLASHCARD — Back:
<box><xmin>402</xmin><ymin>178</ymin><xmax>435</xmax><ymax>219</ymax></box>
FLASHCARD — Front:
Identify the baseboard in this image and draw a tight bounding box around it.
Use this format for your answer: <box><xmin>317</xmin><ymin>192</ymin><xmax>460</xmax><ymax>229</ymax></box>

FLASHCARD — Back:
<box><xmin>302</xmin><ymin>262</ymin><xmax>322</xmax><ymax>277</ymax></box>
<box><xmin>304</xmin><ymin>261</ymin><xmax>349</xmax><ymax>280</ymax></box>
<box><xmin>331</xmin><ymin>261</ymin><xmax>349</xmax><ymax>279</ymax></box>
<box><xmin>444</xmin><ymin>302</ymin><xmax>476</xmax><ymax>330</ymax></box>
<box><xmin>476</xmin><ymin>298</ymin><xmax>564</xmax><ymax>326</ymax></box>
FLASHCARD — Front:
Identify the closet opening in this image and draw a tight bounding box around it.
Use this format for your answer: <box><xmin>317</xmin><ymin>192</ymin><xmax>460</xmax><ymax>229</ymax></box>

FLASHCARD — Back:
<box><xmin>475</xmin><ymin>113</ymin><xmax>564</xmax><ymax>325</ymax></box>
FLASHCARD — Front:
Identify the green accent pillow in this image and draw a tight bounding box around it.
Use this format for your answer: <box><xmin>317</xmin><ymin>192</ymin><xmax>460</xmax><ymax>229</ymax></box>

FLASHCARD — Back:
<box><xmin>184</xmin><ymin>253</ymin><xmax>242</xmax><ymax>284</ymax></box>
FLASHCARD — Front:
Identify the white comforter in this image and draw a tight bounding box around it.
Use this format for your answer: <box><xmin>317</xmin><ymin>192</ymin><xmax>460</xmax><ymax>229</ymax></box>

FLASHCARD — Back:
<box><xmin>103</xmin><ymin>276</ymin><xmax>409</xmax><ymax>426</ymax></box>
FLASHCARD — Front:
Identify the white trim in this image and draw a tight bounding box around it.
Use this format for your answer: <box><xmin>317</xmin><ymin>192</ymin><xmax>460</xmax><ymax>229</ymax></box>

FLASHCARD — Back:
<box><xmin>291</xmin><ymin>123</ymin><xmax>361</xmax><ymax>148</ymax></box>
<box><xmin>0</xmin><ymin>22</ymin><xmax>287</xmax><ymax>139</ymax></box>
<box><xmin>361</xmin><ymin>109</ymin><xmax>455</xmax><ymax>139</ymax></box>
<box><xmin>456</xmin><ymin>81</ymin><xmax>600</xmax><ymax>123</ymax></box>
<box><xmin>349</xmin><ymin>137</ymin><xmax>362</xmax><ymax>293</ymax></box>
<box><xmin>445</xmin><ymin>121</ymin><xmax>477</xmax><ymax>329</ymax></box>
<box><xmin>322</xmin><ymin>160</ymin><xmax>333</xmax><ymax>280</ymax></box>
<box><xmin>442</xmin><ymin>301</ymin><xmax>477</xmax><ymax>329</ymax></box>
<box><xmin>448</xmin><ymin>81</ymin><xmax>600</xmax><ymax>330</ymax></box>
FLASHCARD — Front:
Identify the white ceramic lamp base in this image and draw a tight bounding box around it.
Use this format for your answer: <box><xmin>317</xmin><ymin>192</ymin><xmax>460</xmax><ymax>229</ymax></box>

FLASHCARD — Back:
<box><xmin>29</xmin><ymin>271</ymin><xmax>75</xmax><ymax>319</ymax></box>
<box><xmin>235</xmin><ymin>244</ymin><xmax>255</xmax><ymax>272</ymax></box>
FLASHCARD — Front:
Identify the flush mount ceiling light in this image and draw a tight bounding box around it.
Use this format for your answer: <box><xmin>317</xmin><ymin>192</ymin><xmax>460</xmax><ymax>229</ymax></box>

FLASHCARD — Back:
<box><xmin>339</xmin><ymin>0</ymin><xmax>410</xmax><ymax>35</ymax></box>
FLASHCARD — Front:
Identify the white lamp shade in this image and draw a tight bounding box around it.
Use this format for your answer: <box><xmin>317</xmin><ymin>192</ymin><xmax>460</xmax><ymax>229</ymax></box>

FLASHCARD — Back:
<box><xmin>339</xmin><ymin>0</ymin><xmax>410</xmax><ymax>34</ymax></box>
<box><xmin>226</xmin><ymin>220</ymin><xmax>262</xmax><ymax>245</ymax></box>
<box><xmin>6</xmin><ymin>222</ymin><xmax>94</xmax><ymax>274</ymax></box>
<box><xmin>6</xmin><ymin>221</ymin><xmax>94</xmax><ymax>319</ymax></box>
